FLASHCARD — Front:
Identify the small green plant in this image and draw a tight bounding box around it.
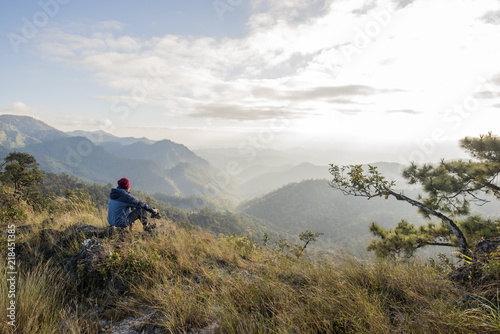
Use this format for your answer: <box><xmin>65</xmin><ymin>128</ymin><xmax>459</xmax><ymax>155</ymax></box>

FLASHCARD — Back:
<box><xmin>224</xmin><ymin>233</ymin><xmax>258</xmax><ymax>258</ymax></box>
<box><xmin>482</xmin><ymin>251</ymin><xmax>500</xmax><ymax>278</ymax></box>
<box><xmin>122</xmin><ymin>248</ymin><xmax>162</xmax><ymax>275</ymax></box>
<box><xmin>0</xmin><ymin>197</ymin><xmax>28</xmax><ymax>222</ymax></box>
<box><xmin>261</xmin><ymin>233</ymin><xmax>269</xmax><ymax>246</ymax></box>
<box><xmin>274</xmin><ymin>230</ymin><xmax>324</xmax><ymax>258</ymax></box>
<box><xmin>467</xmin><ymin>293</ymin><xmax>500</xmax><ymax>331</ymax></box>
<box><xmin>293</xmin><ymin>230</ymin><xmax>324</xmax><ymax>258</ymax></box>
<box><xmin>98</xmin><ymin>248</ymin><xmax>163</xmax><ymax>280</ymax></box>
<box><xmin>77</xmin><ymin>263</ymin><xmax>85</xmax><ymax>273</ymax></box>
<box><xmin>274</xmin><ymin>238</ymin><xmax>291</xmax><ymax>253</ymax></box>
<box><xmin>98</xmin><ymin>252</ymin><xmax>122</xmax><ymax>279</ymax></box>
<box><xmin>428</xmin><ymin>253</ymin><xmax>456</xmax><ymax>274</ymax></box>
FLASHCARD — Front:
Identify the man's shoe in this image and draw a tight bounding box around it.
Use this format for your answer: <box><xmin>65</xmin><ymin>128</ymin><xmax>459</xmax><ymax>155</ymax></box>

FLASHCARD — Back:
<box><xmin>143</xmin><ymin>222</ymin><xmax>157</xmax><ymax>232</ymax></box>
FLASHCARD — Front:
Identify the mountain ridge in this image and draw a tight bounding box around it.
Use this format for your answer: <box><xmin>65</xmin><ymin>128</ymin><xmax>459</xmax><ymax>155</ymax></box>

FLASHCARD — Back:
<box><xmin>0</xmin><ymin>114</ymin><xmax>68</xmax><ymax>149</ymax></box>
<box><xmin>0</xmin><ymin>115</ymin><xmax>237</xmax><ymax>205</ymax></box>
<box><xmin>67</xmin><ymin>129</ymin><xmax>155</xmax><ymax>146</ymax></box>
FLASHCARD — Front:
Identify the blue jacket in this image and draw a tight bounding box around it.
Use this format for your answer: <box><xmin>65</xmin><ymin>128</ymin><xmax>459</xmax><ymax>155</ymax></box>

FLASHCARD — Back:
<box><xmin>107</xmin><ymin>188</ymin><xmax>154</xmax><ymax>227</ymax></box>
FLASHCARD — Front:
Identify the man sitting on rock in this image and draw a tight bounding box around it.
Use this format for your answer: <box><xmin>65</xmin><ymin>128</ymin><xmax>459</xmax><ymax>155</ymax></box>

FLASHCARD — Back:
<box><xmin>107</xmin><ymin>177</ymin><xmax>159</xmax><ymax>231</ymax></box>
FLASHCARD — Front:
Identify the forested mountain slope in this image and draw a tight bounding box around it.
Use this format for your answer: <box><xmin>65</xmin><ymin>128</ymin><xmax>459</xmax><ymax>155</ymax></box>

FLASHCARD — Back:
<box><xmin>238</xmin><ymin>179</ymin><xmax>427</xmax><ymax>251</ymax></box>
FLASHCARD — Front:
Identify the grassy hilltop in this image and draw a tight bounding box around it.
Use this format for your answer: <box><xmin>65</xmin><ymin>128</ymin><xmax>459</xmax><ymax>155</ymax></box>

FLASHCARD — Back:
<box><xmin>1</xmin><ymin>180</ymin><xmax>500</xmax><ymax>334</ymax></box>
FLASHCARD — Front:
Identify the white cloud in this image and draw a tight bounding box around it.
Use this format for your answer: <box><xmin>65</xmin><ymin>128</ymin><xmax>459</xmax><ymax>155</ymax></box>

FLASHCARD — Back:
<box><xmin>94</xmin><ymin>20</ymin><xmax>124</xmax><ymax>31</ymax></box>
<box><xmin>480</xmin><ymin>9</ymin><xmax>500</xmax><ymax>24</ymax></box>
<box><xmin>45</xmin><ymin>113</ymin><xmax>113</xmax><ymax>132</ymax></box>
<box><xmin>36</xmin><ymin>0</ymin><xmax>500</xmax><ymax>149</ymax></box>
<box><xmin>0</xmin><ymin>102</ymin><xmax>37</xmax><ymax>115</ymax></box>
<box><xmin>249</xmin><ymin>0</ymin><xmax>334</xmax><ymax>27</ymax></box>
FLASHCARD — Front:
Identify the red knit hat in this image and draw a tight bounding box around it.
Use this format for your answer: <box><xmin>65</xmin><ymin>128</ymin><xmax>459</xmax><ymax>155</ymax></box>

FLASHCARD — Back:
<box><xmin>117</xmin><ymin>178</ymin><xmax>130</xmax><ymax>190</ymax></box>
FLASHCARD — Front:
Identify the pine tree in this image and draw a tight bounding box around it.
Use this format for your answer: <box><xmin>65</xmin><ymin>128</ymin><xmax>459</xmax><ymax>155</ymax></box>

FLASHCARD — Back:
<box><xmin>1</xmin><ymin>152</ymin><xmax>44</xmax><ymax>196</ymax></box>
<box><xmin>329</xmin><ymin>133</ymin><xmax>500</xmax><ymax>258</ymax></box>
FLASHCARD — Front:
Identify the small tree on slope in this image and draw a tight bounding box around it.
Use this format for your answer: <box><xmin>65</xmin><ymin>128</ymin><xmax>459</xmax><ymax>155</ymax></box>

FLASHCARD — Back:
<box><xmin>1</xmin><ymin>151</ymin><xmax>44</xmax><ymax>197</ymax></box>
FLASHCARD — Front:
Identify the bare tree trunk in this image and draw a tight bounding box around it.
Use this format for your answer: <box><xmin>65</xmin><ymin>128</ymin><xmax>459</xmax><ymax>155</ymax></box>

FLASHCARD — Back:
<box><xmin>390</xmin><ymin>191</ymin><xmax>471</xmax><ymax>257</ymax></box>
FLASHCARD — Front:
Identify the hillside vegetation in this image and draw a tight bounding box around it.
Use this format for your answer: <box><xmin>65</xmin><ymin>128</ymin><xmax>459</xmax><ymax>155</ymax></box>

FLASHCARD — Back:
<box><xmin>3</xmin><ymin>195</ymin><xmax>500</xmax><ymax>333</ymax></box>
<box><xmin>1</xmin><ymin>159</ymin><xmax>500</xmax><ymax>333</ymax></box>
<box><xmin>238</xmin><ymin>179</ymin><xmax>427</xmax><ymax>252</ymax></box>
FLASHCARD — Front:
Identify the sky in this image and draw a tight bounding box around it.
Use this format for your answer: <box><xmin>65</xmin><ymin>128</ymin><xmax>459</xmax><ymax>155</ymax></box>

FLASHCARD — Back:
<box><xmin>1</xmin><ymin>0</ymin><xmax>500</xmax><ymax>164</ymax></box>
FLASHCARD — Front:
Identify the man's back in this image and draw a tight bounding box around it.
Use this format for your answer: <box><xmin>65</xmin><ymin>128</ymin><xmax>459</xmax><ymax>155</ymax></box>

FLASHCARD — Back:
<box><xmin>107</xmin><ymin>187</ymin><xmax>134</xmax><ymax>227</ymax></box>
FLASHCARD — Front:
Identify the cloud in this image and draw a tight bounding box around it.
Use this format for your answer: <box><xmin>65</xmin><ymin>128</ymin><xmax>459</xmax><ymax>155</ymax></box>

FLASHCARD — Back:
<box><xmin>391</xmin><ymin>0</ymin><xmax>416</xmax><ymax>9</ymax></box>
<box><xmin>40</xmin><ymin>28</ymin><xmax>141</xmax><ymax>62</ymax></box>
<box><xmin>249</xmin><ymin>84</ymin><xmax>399</xmax><ymax>105</ymax></box>
<box><xmin>386</xmin><ymin>109</ymin><xmax>421</xmax><ymax>115</ymax></box>
<box><xmin>249</xmin><ymin>0</ymin><xmax>334</xmax><ymax>27</ymax></box>
<box><xmin>352</xmin><ymin>1</ymin><xmax>377</xmax><ymax>15</ymax></box>
<box><xmin>43</xmin><ymin>114</ymin><xmax>114</xmax><ymax>132</ymax></box>
<box><xmin>190</xmin><ymin>104</ymin><xmax>308</xmax><ymax>121</ymax></box>
<box><xmin>286</xmin><ymin>85</ymin><xmax>400</xmax><ymax>101</ymax></box>
<box><xmin>480</xmin><ymin>10</ymin><xmax>500</xmax><ymax>24</ymax></box>
<box><xmin>473</xmin><ymin>73</ymin><xmax>500</xmax><ymax>99</ymax></box>
<box><xmin>328</xmin><ymin>98</ymin><xmax>361</xmax><ymax>104</ymax></box>
<box><xmin>94</xmin><ymin>20</ymin><xmax>124</xmax><ymax>31</ymax></box>
<box><xmin>492</xmin><ymin>73</ymin><xmax>500</xmax><ymax>85</ymax></box>
<box><xmin>475</xmin><ymin>91</ymin><xmax>500</xmax><ymax>99</ymax></box>
<box><xmin>0</xmin><ymin>102</ymin><xmax>37</xmax><ymax>115</ymax></box>
<box><xmin>337</xmin><ymin>108</ymin><xmax>364</xmax><ymax>115</ymax></box>
<box><xmin>36</xmin><ymin>0</ymin><xmax>500</xmax><ymax>128</ymax></box>
<box><xmin>336</xmin><ymin>106</ymin><xmax>420</xmax><ymax>116</ymax></box>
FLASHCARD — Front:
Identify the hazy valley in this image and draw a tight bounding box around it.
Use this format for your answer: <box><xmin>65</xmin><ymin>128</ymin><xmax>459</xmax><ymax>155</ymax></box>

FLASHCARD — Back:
<box><xmin>0</xmin><ymin>114</ymin><xmax>440</xmax><ymax>252</ymax></box>
<box><xmin>2</xmin><ymin>115</ymin><xmax>500</xmax><ymax>333</ymax></box>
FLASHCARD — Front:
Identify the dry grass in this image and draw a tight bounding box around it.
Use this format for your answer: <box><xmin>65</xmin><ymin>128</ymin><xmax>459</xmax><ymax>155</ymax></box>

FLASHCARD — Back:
<box><xmin>0</xmin><ymin>258</ymin><xmax>98</xmax><ymax>334</ymax></box>
<box><xmin>3</xmin><ymin>207</ymin><xmax>500</xmax><ymax>333</ymax></box>
<box><xmin>96</xmin><ymin>225</ymin><xmax>497</xmax><ymax>333</ymax></box>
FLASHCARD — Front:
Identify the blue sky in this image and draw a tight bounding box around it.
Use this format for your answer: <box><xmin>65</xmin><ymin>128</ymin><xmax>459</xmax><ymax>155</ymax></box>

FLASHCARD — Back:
<box><xmin>1</xmin><ymin>0</ymin><xmax>500</xmax><ymax>164</ymax></box>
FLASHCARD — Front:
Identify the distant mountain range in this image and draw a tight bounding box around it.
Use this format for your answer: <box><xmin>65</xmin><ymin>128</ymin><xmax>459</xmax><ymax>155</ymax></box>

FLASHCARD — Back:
<box><xmin>2</xmin><ymin>114</ymin><xmax>450</xmax><ymax>250</ymax></box>
<box><xmin>194</xmin><ymin>147</ymin><xmax>412</xmax><ymax>198</ymax></box>
<box><xmin>67</xmin><ymin>130</ymin><xmax>155</xmax><ymax>146</ymax></box>
<box><xmin>6</xmin><ymin>114</ymin><xmax>490</xmax><ymax>251</ymax></box>
<box><xmin>0</xmin><ymin>115</ymin><xmax>416</xmax><ymax>205</ymax></box>
<box><xmin>0</xmin><ymin>115</ymin><xmax>239</xmax><ymax>205</ymax></box>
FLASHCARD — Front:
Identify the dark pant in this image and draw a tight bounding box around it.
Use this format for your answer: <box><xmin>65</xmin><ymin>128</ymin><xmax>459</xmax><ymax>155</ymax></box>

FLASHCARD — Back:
<box><xmin>127</xmin><ymin>208</ymin><xmax>148</xmax><ymax>228</ymax></box>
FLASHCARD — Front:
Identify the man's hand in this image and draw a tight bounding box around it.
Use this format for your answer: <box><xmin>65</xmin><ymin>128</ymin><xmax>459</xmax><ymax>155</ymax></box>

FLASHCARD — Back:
<box><xmin>151</xmin><ymin>209</ymin><xmax>161</xmax><ymax>219</ymax></box>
